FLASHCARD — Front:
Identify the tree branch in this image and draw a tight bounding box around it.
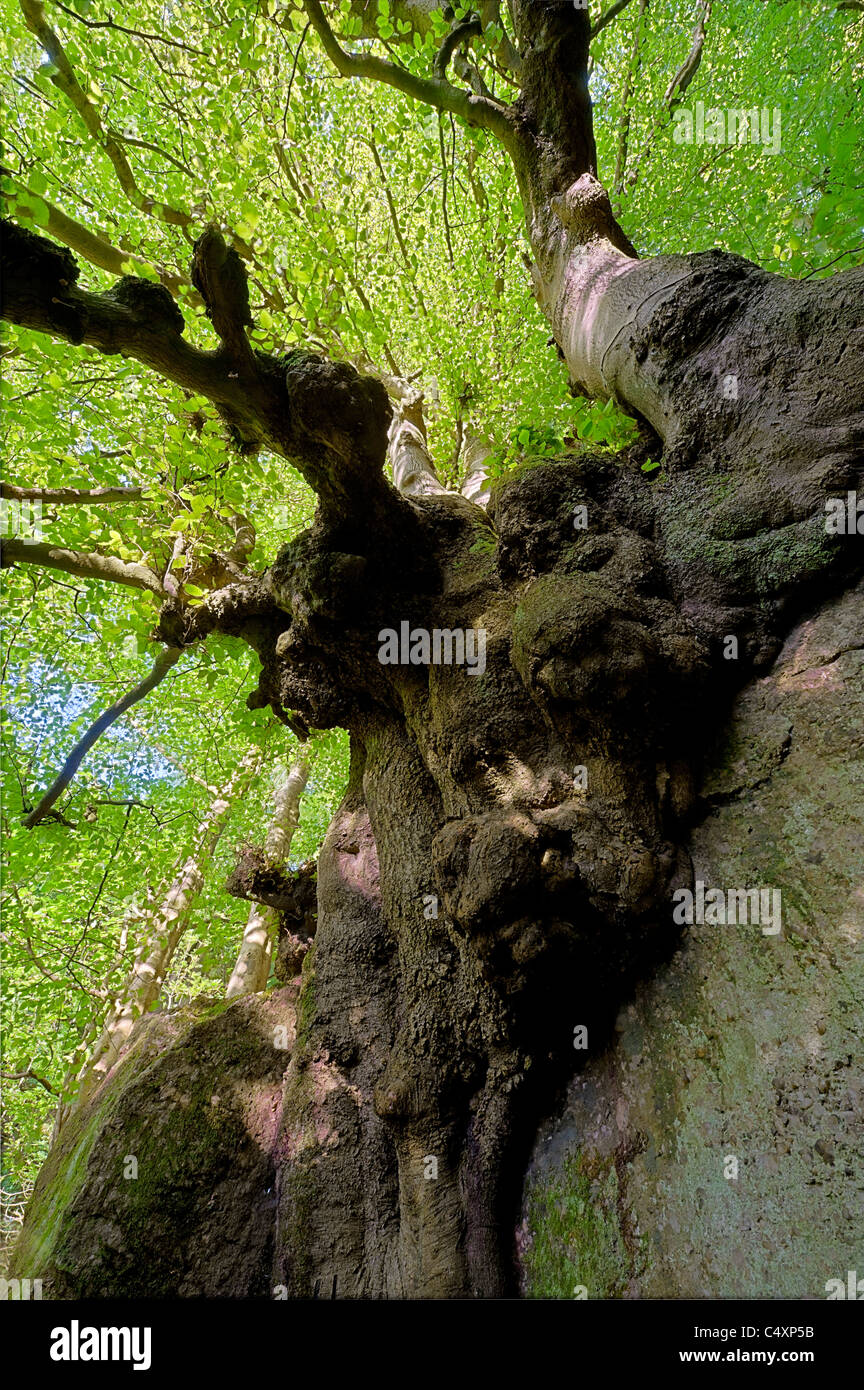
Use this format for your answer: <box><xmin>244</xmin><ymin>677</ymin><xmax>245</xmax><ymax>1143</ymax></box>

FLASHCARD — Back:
<box><xmin>0</xmin><ymin>1068</ymin><xmax>56</xmax><ymax>1093</ymax></box>
<box><xmin>2</xmin><ymin>482</ymin><xmax>143</xmax><ymax>505</ymax></box>
<box><xmin>50</xmin><ymin>0</ymin><xmax>211</xmax><ymax>56</ymax></box>
<box><xmin>110</xmin><ymin>131</ymin><xmax>197</xmax><ymax>182</ymax></box>
<box><xmin>460</xmin><ymin>429</ymin><xmax>494</xmax><ymax>509</ymax></box>
<box><xmin>478</xmin><ymin>1</ymin><xmax>522</xmax><ymax>75</ymax></box>
<box><xmin>17</xmin><ymin>2</ymin><xmax>284</xmax><ymax>309</ymax></box>
<box><xmin>224</xmin><ymin>510</ymin><xmax>257</xmax><ymax>565</ymax></box>
<box><xmin>23</xmin><ymin>645</ymin><xmax>184</xmax><ymax>829</ymax></box>
<box><xmin>664</xmin><ymin>0</ymin><xmax>712</xmax><ymax>105</ymax></box>
<box><xmin>367</xmin><ymin>132</ymin><xmax>428</xmax><ymax>315</ymax></box>
<box><xmin>0</xmin><ymin>168</ymin><xmax>191</xmax><ymax>295</ymax></box>
<box><xmin>434</xmin><ymin>16</ymin><xmax>482</xmax><ymax>80</ymax></box>
<box><xmin>24</xmin><ymin>932</ymin><xmax>105</xmax><ymax>995</ymax></box>
<box><xmin>388</xmin><ymin>396</ymin><xmax>454</xmax><ymax>498</ymax></box>
<box><xmin>623</xmin><ymin>0</ymin><xmax>713</xmax><ymax>195</ymax></box>
<box><xmin>1</xmin><ymin>537</ymin><xmax>164</xmax><ymax>593</ymax></box>
<box><xmin>301</xmin><ymin>0</ymin><xmax>518</xmax><ymax>151</ymax></box>
<box><xmin>190</xmin><ymin>225</ymin><xmax>254</xmax><ymax>357</ymax></box>
<box><xmin>1</xmin><ymin>221</ymin><xmax>401</xmax><ymax>527</ymax></box>
<box><xmin>591</xmin><ymin>0</ymin><xmax>636</xmax><ymax>39</ymax></box>
<box><xmin>0</xmin><ymin>220</ymin><xmax>265</xmax><ymax>442</ymax></box>
<box><xmin>19</xmin><ymin>0</ymin><xmax>192</xmax><ymax>229</ymax></box>
<box><xmin>613</xmin><ymin>0</ymin><xmax>649</xmax><ymax>195</ymax></box>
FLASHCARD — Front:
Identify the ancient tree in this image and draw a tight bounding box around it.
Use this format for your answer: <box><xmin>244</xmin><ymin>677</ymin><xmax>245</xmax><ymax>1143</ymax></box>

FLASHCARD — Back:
<box><xmin>3</xmin><ymin>0</ymin><xmax>862</xmax><ymax>1297</ymax></box>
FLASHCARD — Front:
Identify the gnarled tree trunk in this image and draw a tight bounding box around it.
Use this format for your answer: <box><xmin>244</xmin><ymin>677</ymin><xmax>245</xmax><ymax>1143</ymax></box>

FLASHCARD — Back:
<box><xmin>4</xmin><ymin>2</ymin><xmax>862</xmax><ymax>1301</ymax></box>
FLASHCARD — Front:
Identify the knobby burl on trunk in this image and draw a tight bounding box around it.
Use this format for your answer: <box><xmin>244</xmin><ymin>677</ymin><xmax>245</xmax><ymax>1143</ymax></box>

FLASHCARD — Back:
<box><xmin>189</xmin><ymin>373</ymin><xmax>861</xmax><ymax>1299</ymax></box>
<box><xmin>3</xmin><ymin>3</ymin><xmax>863</xmax><ymax>1299</ymax></box>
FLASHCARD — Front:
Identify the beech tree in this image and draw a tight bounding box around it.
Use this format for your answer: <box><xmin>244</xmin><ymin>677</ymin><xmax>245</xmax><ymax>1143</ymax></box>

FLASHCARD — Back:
<box><xmin>226</xmin><ymin>751</ymin><xmax>311</xmax><ymax>997</ymax></box>
<box><xmin>2</xmin><ymin>0</ymin><xmax>862</xmax><ymax>1297</ymax></box>
<box><xmin>66</xmin><ymin>740</ymin><xmax>265</xmax><ymax>1120</ymax></box>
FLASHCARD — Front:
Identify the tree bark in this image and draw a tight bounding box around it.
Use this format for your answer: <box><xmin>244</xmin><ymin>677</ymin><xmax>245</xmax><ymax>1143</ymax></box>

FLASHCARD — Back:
<box><xmin>262</xmin><ymin>3</ymin><xmax>864</xmax><ymax>1298</ymax></box>
<box><xmin>5</xmin><ymin>0</ymin><xmax>863</xmax><ymax>1302</ymax></box>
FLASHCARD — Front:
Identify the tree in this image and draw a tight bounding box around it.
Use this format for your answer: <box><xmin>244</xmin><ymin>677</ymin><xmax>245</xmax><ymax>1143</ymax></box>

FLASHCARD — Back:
<box><xmin>1</xmin><ymin>0</ymin><xmax>862</xmax><ymax>1298</ymax></box>
<box><xmin>225</xmin><ymin>750</ymin><xmax>311</xmax><ymax>997</ymax></box>
<box><xmin>63</xmin><ymin>739</ymin><xmax>266</xmax><ymax>1122</ymax></box>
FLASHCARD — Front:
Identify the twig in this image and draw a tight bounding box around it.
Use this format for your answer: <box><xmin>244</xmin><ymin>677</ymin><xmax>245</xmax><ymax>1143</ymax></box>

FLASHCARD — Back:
<box><xmin>51</xmin><ymin>1</ymin><xmax>211</xmax><ymax>56</ymax></box>
<box><xmin>1</xmin><ymin>1068</ymin><xmax>55</xmax><ymax>1094</ymax></box>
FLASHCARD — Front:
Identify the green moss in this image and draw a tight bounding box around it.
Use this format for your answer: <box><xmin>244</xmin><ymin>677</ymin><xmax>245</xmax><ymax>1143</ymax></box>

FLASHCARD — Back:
<box><xmin>522</xmin><ymin>1155</ymin><xmax>634</xmax><ymax>1299</ymax></box>
<box><xmin>278</xmin><ymin>1160</ymin><xmax>317</xmax><ymax>1296</ymax></box>
<box><xmin>9</xmin><ymin>1087</ymin><xmax>120</xmax><ymax>1282</ymax></box>
<box><xmin>12</xmin><ymin>997</ymin><xmax>282</xmax><ymax>1296</ymax></box>
<box><xmin>663</xmin><ymin>501</ymin><xmax>836</xmax><ymax>596</ymax></box>
<box><xmin>709</xmin><ymin>473</ymin><xmax>737</xmax><ymax>505</ymax></box>
<box><xmin>295</xmin><ymin>940</ymin><xmax>317</xmax><ymax>1050</ymax></box>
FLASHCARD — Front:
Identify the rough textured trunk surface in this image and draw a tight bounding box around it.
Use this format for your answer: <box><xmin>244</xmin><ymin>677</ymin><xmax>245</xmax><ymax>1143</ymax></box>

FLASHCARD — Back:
<box><xmin>10</xmin><ymin>992</ymin><xmax>298</xmax><ymax>1297</ymax></box>
<box><xmin>520</xmin><ymin>582</ymin><xmax>864</xmax><ymax>1298</ymax></box>
<box><xmin>5</xmin><ymin>3</ymin><xmax>863</xmax><ymax>1302</ymax></box>
<box><xmin>12</xmin><ymin>435</ymin><xmax>863</xmax><ymax>1299</ymax></box>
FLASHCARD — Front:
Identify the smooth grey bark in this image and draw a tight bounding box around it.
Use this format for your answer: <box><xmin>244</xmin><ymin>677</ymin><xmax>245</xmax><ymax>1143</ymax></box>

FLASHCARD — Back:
<box><xmin>226</xmin><ymin>755</ymin><xmax>311</xmax><ymax>998</ymax></box>
<box><xmin>460</xmin><ymin>432</ymin><xmax>494</xmax><ymax>508</ymax></box>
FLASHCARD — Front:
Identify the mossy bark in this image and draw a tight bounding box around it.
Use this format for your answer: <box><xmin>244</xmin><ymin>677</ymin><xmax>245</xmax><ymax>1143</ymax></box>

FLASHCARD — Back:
<box><xmin>520</xmin><ymin>582</ymin><xmax>864</xmax><ymax>1298</ymax></box>
<box><xmin>11</xmin><ymin>991</ymin><xmax>296</xmax><ymax>1298</ymax></box>
<box><xmin>6</xmin><ymin>4</ymin><xmax>864</xmax><ymax>1303</ymax></box>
